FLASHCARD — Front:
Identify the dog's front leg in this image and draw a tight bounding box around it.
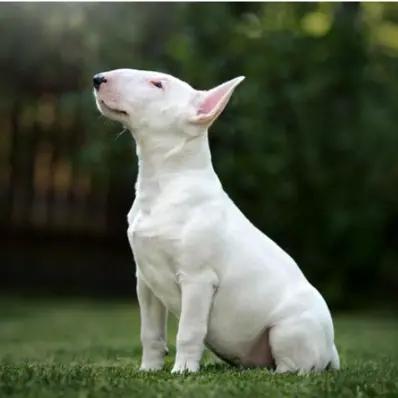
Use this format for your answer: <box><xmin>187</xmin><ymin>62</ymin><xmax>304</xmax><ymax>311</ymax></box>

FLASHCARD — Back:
<box><xmin>137</xmin><ymin>275</ymin><xmax>168</xmax><ymax>371</ymax></box>
<box><xmin>172</xmin><ymin>279</ymin><xmax>215</xmax><ymax>373</ymax></box>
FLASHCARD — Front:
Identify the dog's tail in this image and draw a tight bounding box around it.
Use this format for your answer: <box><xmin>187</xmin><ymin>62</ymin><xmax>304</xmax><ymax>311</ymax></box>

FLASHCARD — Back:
<box><xmin>329</xmin><ymin>344</ymin><xmax>340</xmax><ymax>370</ymax></box>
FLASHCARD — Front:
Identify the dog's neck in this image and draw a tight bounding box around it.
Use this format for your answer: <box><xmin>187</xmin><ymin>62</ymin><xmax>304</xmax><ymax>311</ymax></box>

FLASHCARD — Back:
<box><xmin>133</xmin><ymin>128</ymin><xmax>218</xmax><ymax>204</ymax></box>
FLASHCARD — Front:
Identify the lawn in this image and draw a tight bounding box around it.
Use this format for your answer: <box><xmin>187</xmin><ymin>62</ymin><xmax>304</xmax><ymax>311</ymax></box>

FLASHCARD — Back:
<box><xmin>0</xmin><ymin>298</ymin><xmax>397</xmax><ymax>397</ymax></box>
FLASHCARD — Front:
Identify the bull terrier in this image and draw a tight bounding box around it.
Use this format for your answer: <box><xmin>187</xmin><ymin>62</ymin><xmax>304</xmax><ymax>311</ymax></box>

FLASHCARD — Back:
<box><xmin>93</xmin><ymin>69</ymin><xmax>340</xmax><ymax>374</ymax></box>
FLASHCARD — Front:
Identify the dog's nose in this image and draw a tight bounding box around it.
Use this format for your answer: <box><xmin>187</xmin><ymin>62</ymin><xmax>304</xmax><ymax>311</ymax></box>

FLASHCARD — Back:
<box><xmin>93</xmin><ymin>74</ymin><xmax>107</xmax><ymax>90</ymax></box>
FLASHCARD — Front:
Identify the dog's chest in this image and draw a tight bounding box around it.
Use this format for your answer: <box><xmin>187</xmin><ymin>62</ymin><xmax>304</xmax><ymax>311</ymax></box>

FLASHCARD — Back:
<box><xmin>127</xmin><ymin>178</ymin><xmax>224</xmax><ymax>312</ymax></box>
<box><xmin>127</xmin><ymin>202</ymin><xmax>189</xmax><ymax>312</ymax></box>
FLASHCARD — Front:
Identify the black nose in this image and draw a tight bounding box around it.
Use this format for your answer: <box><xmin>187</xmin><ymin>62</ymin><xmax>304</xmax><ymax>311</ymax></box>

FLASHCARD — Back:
<box><xmin>93</xmin><ymin>74</ymin><xmax>107</xmax><ymax>90</ymax></box>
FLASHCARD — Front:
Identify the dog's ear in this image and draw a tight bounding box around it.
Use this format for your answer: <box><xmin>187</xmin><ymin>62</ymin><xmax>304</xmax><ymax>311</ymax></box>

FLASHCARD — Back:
<box><xmin>190</xmin><ymin>76</ymin><xmax>245</xmax><ymax>126</ymax></box>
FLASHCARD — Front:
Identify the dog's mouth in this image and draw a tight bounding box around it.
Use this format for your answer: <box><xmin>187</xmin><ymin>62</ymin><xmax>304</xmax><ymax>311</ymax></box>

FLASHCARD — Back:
<box><xmin>99</xmin><ymin>99</ymin><xmax>128</xmax><ymax>116</ymax></box>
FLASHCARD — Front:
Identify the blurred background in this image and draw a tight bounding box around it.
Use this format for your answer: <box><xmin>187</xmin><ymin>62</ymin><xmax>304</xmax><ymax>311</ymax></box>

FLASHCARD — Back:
<box><xmin>1</xmin><ymin>2</ymin><xmax>397</xmax><ymax>311</ymax></box>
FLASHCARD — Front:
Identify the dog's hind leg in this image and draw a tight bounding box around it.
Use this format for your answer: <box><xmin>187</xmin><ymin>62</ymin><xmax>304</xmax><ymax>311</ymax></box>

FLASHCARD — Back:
<box><xmin>269</xmin><ymin>315</ymin><xmax>334</xmax><ymax>373</ymax></box>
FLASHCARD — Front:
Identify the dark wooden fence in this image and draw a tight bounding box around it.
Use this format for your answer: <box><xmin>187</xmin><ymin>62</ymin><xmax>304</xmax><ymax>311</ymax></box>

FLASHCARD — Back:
<box><xmin>0</xmin><ymin>95</ymin><xmax>132</xmax><ymax>236</ymax></box>
<box><xmin>1</xmin><ymin>95</ymin><xmax>136</xmax><ymax>295</ymax></box>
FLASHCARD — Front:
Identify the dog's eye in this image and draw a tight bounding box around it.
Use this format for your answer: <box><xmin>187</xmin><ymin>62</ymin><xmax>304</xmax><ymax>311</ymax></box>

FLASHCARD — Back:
<box><xmin>151</xmin><ymin>81</ymin><xmax>163</xmax><ymax>89</ymax></box>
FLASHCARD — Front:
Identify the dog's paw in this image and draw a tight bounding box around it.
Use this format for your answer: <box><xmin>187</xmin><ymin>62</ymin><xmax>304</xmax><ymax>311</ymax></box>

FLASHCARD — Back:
<box><xmin>139</xmin><ymin>361</ymin><xmax>164</xmax><ymax>372</ymax></box>
<box><xmin>171</xmin><ymin>359</ymin><xmax>200</xmax><ymax>374</ymax></box>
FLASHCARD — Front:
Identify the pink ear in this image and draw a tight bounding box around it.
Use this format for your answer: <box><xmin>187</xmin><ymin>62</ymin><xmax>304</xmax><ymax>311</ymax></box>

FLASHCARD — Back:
<box><xmin>198</xmin><ymin>85</ymin><xmax>231</xmax><ymax>115</ymax></box>
<box><xmin>192</xmin><ymin>76</ymin><xmax>245</xmax><ymax>125</ymax></box>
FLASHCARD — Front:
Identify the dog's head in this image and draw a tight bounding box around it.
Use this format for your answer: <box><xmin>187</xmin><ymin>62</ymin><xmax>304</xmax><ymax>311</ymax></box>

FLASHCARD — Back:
<box><xmin>93</xmin><ymin>69</ymin><xmax>244</xmax><ymax>140</ymax></box>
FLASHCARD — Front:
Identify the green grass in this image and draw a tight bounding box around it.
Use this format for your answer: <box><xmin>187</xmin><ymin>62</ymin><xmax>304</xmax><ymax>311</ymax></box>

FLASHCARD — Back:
<box><xmin>0</xmin><ymin>298</ymin><xmax>397</xmax><ymax>397</ymax></box>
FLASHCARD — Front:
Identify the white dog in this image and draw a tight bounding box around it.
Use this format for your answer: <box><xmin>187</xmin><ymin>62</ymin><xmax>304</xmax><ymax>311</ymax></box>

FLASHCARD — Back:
<box><xmin>93</xmin><ymin>69</ymin><xmax>340</xmax><ymax>374</ymax></box>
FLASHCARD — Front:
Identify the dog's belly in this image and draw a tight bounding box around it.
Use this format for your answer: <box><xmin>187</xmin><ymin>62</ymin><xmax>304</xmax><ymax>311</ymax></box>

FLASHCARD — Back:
<box><xmin>204</xmin><ymin>289</ymin><xmax>276</xmax><ymax>368</ymax></box>
<box><xmin>206</xmin><ymin>325</ymin><xmax>274</xmax><ymax>368</ymax></box>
